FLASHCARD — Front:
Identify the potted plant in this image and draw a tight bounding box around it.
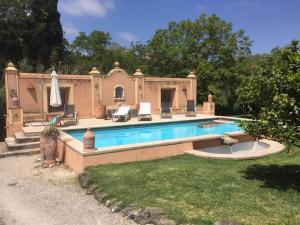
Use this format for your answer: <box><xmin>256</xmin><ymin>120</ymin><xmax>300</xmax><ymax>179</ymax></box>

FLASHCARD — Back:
<box><xmin>44</xmin><ymin>126</ymin><xmax>60</xmax><ymax>167</ymax></box>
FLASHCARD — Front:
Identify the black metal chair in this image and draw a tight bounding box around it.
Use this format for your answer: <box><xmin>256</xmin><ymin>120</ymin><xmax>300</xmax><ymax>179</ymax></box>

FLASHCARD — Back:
<box><xmin>185</xmin><ymin>100</ymin><xmax>197</xmax><ymax>117</ymax></box>
<box><xmin>160</xmin><ymin>102</ymin><xmax>172</xmax><ymax>118</ymax></box>
<box><xmin>62</xmin><ymin>104</ymin><xmax>78</xmax><ymax>126</ymax></box>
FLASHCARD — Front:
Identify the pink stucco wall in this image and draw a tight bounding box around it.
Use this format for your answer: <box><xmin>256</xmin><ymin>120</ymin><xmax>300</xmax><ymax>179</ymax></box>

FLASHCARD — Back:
<box><xmin>101</xmin><ymin>69</ymin><xmax>136</xmax><ymax>106</ymax></box>
<box><xmin>19</xmin><ymin>78</ymin><xmax>42</xmax><ymax>113</ymax></box>
<box><xmin>144</xmin><ymin>77</ymin><xmax>192</xmax><ymax>113</ymax></box>
<box><xmin>17</xmin><ymin>73</ymin><xmax>93</xmax><ymax>117</ymax></box>
<box><xmin>5</xmin><ymin>63</ymin><xmax>202</xmax><ymax>136</ymax></box>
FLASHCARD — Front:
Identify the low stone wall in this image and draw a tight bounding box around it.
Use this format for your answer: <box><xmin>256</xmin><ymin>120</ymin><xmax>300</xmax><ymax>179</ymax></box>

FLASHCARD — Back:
<box><xmin>60</xmin><ymin>139</ymin><xmax>193</xmax><ymax>173</ymax></box>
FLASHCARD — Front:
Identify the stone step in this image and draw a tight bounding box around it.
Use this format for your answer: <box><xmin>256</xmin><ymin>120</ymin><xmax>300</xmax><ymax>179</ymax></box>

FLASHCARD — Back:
<box><xmin>6</xmin><ymin>141</ymin><xmax>40</xmax><ymax>151</ymax></box>
<box><xmin>22</xmin><ymin>126</ymin><xmax>44</xmax><ymax>137</ymax></box>
<box><xmin>14</xmin><ymin>132</ymin><xmax>40</xmax><ymax>143</ymax></box>
<box><xmin>0</xmin><ymin>148</ymin><xmax>40</xmax><ymax>158</ymax></box>
<box><xmin>5</xmin><ymin>137</ymin><xmax>15</xmax><ymax>143</ymax></box>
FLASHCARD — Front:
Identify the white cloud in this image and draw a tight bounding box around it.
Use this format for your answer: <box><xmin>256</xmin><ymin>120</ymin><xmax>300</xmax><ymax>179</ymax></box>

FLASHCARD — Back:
<box><xmin>226</xmin><ymin>0</ymin><xmax>259</xmax><ymax>9</ymax></box>
<box><xmin>59</xmin><ymin>0</ymin><xmax>116</xmax><ymax>17</ymax></box>
<box><xmin>117</xmin><ymin>32</ymin><xmax>138</xmax><ymax>43</ymax></box>
<box><xmin>63</xmin><ymin>24</ymin><xmax>80</xmax><ymax>38</ymax></box>
<box><xmin>196</xmin><ymin>5</ymin><xmax>208</xmax><ymax>12</ymax></box>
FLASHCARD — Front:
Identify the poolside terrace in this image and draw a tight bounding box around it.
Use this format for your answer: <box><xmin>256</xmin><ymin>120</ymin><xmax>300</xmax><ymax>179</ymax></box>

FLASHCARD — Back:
<box><xmin>22</xmin><ymin>113</ymin><xmax>218</xmax><ymax>134</ymax></box>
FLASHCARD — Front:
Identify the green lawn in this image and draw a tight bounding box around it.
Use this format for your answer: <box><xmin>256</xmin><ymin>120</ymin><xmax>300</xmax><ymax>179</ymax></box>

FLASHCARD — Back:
<box><xmin>86</xmin><ymin>150</ymin><xmax>300</xmax><ymax>225</ymax></box>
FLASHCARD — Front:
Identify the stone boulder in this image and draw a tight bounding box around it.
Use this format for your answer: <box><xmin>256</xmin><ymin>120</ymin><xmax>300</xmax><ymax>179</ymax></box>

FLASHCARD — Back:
<box><xmin>85</xmin><ymin>184</ymin><xmax>98</xmax><ymax>195</ymax></box>
<box><xmin>77</xmin><ymin>171</ymin><xmax>90</xmax><ymax>188</ymax></box>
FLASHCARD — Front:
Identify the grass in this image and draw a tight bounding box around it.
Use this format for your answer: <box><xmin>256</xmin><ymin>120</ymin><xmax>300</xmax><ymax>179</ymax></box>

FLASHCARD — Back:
<box><xmin>86</xmin><ymin>149</ymin><xmax>300</xmax><ymax>225</ymax></box>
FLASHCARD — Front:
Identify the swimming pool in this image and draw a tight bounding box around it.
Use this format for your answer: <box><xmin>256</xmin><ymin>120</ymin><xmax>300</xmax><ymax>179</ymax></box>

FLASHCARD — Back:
<box><xmin>66</xmin><ymin>120</ymin><xmax>242</xmax><ymax>148</ymax></box>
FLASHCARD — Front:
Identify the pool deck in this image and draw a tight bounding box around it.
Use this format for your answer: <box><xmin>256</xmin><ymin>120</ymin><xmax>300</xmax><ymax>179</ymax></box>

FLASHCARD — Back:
<box><xmin>22</xmin><ymin>114</ymin><xmax>218</xmax><ymax>134</ymax></box>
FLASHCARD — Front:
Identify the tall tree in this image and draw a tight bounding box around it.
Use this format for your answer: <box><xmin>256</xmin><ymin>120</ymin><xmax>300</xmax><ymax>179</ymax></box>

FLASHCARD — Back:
<box><xmin>0</xmin><ymin>0</ymin><xmax>64</xmax><ymax>70</ymax></box>
<box><xmin>0</xmin><ymin>0</ymin><xmax>30</xmax><ymax>64</ymax></box>
<box><xmin>26</xmin><ymin>0</ymin><xmax>64</xmax><ymax>69</ymax></box>
<box><xmin>145</xmin><ymin>14</ymin><xmax>252</xmax><ymax>113</ymax></box>
<box><xmin>0</xmin><ymin>0</ymin><xmax>64</xmax><ymax>140</ymax></box>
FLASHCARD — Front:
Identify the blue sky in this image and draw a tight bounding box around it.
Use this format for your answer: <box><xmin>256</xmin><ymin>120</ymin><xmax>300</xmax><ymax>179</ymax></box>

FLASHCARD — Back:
<box><xmin>58</xmin><ymin>0</ymin><xmax>300</xmax><ymax>54</ymax></box>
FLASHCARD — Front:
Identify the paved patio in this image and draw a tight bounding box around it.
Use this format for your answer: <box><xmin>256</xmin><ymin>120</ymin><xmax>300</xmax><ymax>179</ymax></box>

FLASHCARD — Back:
<box><xmin>23</xmin><ymin>114</ymin><xmax>217</xmax><ymax>134</ymax></box>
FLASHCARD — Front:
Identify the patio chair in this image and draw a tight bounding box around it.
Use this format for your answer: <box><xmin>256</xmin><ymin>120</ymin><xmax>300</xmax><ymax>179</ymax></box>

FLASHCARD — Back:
<box><xmin>61</xmin><ymin>104</ymin><xmax>78</xmax><ymax>126</ymax></box>
<box><xmin>185</xmin><ymin>100</ymin><xmax>197</xmax><ymax>117</ymax></box>
<box><xmin>112</xmin><ymin>106</ymin><xmax>131</xmax><ymax>122</ymax></box>
<box><xmin>138</xmin><ymin>102</ymin><xmax>152</xmax><ymax>121</ymax></box>
<box><xmin>160</xmin><ymin>102</ymin><xmax>172</xmax><ymax>119</ymax></box>
<box><xmin>26</xmin><ymin>114</ymin><xmax>63</xmax><ymax>127</ymax></box>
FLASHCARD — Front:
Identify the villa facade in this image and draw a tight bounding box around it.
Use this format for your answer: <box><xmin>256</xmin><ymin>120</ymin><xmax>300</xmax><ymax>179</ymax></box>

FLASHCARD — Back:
<box><xmin>4</xmin><ymin>62</ymin><xmax>215</xmax><ymax>136</ymax></box>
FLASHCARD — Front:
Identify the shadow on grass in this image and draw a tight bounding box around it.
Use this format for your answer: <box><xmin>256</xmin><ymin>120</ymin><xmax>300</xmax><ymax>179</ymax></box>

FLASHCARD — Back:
<box><xmin>242</xmin><ymin>164</ymin><xmax>300</xmax><ymax>192</ymax></box>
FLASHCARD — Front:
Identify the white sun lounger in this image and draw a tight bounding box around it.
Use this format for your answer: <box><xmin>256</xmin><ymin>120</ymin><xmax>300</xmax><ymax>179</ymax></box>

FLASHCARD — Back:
<box><xmin>138</xmin><ymin>102</ymin><xmax>152</xmax><ymax>121</ymax></box>
<box><xmin>112</xmin><ymin>106</ymin><xmax>131</xmax><ymax>122</ymax></box>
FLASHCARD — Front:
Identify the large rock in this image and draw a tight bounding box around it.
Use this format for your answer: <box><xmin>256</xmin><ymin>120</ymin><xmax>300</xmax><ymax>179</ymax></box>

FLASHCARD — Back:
<box><xmin>92</xmin><ymin>189</ymin><xmax>107</xmax><ymax>203</ymax></box>
<box><xmin>147</xmin><ymin>207</ymin><xmax>162</xmax><ymax>221</ymax></box>
<box><xmin>127</xmin><ymin>209</ymin><xmax>139</xmax><ymax>220</ymax></box>
<box><xmin>154</xmin><ymin>218</ymin><xmax>176</xmax><ymax>225</ymax></box>
<box><xmin>134</xmin><ymin>208</ymin><xmax>151</xmax><ymax>225</ymax></box>
<box><xmin>106</xmin><ymin>198</ymin><xmax>118</xmax><ymax>207</ymax></box>
<box><xmin>120</xmin><ymin>203</ymin><xmax>139</xmax><ymax>217</ymax></box>
<box><xmin>111</xmin><ymin>201</ymin><xmax>122</xmax><ymax>213</ymax></box>
<box><xmin>77</xmin><ymin>171</ymin><xmax>90</xmax><ymax>188</ymax></box>
<box><xmin>213</xmin><ymin>220</ymin><xmax>241</xmax><ymax>225</ymax></box>
<box><xmin>85</xmin><ymin>184</ymin><xmax>98</xmax><ymax>195</ymax></box>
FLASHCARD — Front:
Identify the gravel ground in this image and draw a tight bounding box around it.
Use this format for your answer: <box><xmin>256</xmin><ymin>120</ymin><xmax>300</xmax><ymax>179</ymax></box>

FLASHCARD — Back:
<box><xmin>0</xmin><ymin>155</ymin><xmax>137</xmax><ymax>225</ymax></box>
<box><xmin>0</xmin><ymin>142</ymin><xmax>7</xmax><ymax>154</ymax></box>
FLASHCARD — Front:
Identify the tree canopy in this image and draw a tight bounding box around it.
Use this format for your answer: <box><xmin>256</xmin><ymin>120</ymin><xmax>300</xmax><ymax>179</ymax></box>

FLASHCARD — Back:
<box><xmin>143</xmin><ymin>14</ymin><xmax>252</xmax><ymax>113</ymax></box>
<box><xmin>0</xmin><ymin>0</ymin><xmax>64</xmax><ymax>71</ymax></box>
<box><xmin>0</xmin><ymin>0</ymin><xmax>63</xmax><ymax>140</ymax></box>
<box><xmin>237</xmin><ymin>40</ymin><xmax>300</xmax><ymax>151</ymax></box>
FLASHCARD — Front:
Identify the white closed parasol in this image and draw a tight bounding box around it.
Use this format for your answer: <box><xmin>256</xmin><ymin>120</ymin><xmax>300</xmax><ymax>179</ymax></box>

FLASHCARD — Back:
<box><xmin>50</xmin><ymin>71</ymin><xmax>62</xmax><ymax>107</ymax></box>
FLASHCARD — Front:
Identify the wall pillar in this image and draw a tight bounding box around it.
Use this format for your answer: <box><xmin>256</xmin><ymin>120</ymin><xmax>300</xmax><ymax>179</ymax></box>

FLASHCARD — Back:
<box><xmin>89</xmin><ymin>67</ymin><xmax>103</xmax><ymax>118</ymax></box>
<box><xmin>134</xmin><ymin>68</ymin><xmax>144</xmax><ymax>107</ymax></box>
<box><xmin>202</xmin><ymin>93</ymin><xmax>215</xmax><ymax>115</ymax></box>
<box><xmin>5</xmin><ymin>62</ymin><xmax>23</xmax><ymax>136</ymax></box>
<box><xmin>187</xmin><ymin>71</ymin><xmax>197</xmax><ymax>102</ymax></box>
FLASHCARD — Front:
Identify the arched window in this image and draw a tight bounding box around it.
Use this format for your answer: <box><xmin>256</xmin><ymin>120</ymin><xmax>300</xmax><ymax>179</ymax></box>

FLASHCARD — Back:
<box><xmin>115</xmin><ymin>86</ymin><xmax>124</xmax><ymax>99</ymax></box>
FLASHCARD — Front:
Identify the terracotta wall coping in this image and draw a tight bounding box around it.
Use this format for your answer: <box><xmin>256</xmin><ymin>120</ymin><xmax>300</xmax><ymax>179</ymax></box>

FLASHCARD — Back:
<box><xmin>18</xmin><ymin>73</ymin><xmax>193</xmax><ymax>83</ymax></box>
<box><xmin>19</xmin><ymin>73</ymin><xmax>92</xmax><ymax>80</ymax></box>
<box><xmin>144</xmin><ymin>77</ymin><xmax>190</xmax><ymax>82</ymax></box>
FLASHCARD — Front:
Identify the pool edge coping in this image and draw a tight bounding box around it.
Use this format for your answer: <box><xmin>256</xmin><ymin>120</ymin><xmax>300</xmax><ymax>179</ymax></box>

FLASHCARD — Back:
<box><xmin>59</xmin><ymin>116</ymin><xmax>249</xmax><ymax>157</ymax></box>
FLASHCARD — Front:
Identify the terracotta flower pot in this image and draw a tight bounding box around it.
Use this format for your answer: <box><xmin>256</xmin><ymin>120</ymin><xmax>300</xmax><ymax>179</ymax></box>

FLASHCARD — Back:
<box><xmin>95</xmin><ymin>104</ymin><xmax>106</xmax><ymax>119</ymax></box>
<box><xmin>11</xmin><ymin>96</ymin><xmax>19</xmax><ymax>107</ymax></box>
<box><xmin>45</xmin><ymin>137</ymin><xmax>58</xmax><ymax>166</ymax></box>
<box><xmin>39</xmin><ymin>131</ymin><xmax>46</xmax><ymax>161</ymax></box>
<box><xmin>83</xmin><ymin>128</ymin><xmax>95</xmax><ymax>150</ymax></box>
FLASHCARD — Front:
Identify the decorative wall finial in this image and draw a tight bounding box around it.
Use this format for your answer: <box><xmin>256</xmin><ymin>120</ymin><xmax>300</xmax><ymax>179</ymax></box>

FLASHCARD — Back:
<box><xmin>89</xmin><ymin>67</ymin><xmax>101</xmax><ymax>75</ymax></box>
<box><xmin>187</xmin><ymin>71</ymin><xmax>196</xmax><ymax>78</ymax></box>
<box><xmin>133</xmin><ymin>68</ymin><xmax>144</xmax><ymax>77</ymax></box>
<box><xmin>114</xmin><ymin>62</ymin><xmax>120</xmax><ymax>69</ymax></box>
<box><xmin>5</xmin><ymin>62</ymin><xmax>18</xmax><ymax>72</ymax></box>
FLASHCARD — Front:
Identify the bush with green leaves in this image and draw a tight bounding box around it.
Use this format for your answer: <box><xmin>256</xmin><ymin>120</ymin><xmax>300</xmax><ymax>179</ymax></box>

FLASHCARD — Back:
<box><xmin>238</xmin><ymin>40</ymin><xmax>300</xmax><ymax>152</ymax></box>
<box><xmin>44</xmin><ymin>126</ymin><xmax>60</xmax><ymax>139</ymax></box>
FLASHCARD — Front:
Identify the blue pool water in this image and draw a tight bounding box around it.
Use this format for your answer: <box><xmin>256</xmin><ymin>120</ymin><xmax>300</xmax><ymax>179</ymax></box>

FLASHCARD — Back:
<box><xmin>66</xmin><ymin>120</ymin><xmax>242</xmax><ymax>148</ymax></box>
